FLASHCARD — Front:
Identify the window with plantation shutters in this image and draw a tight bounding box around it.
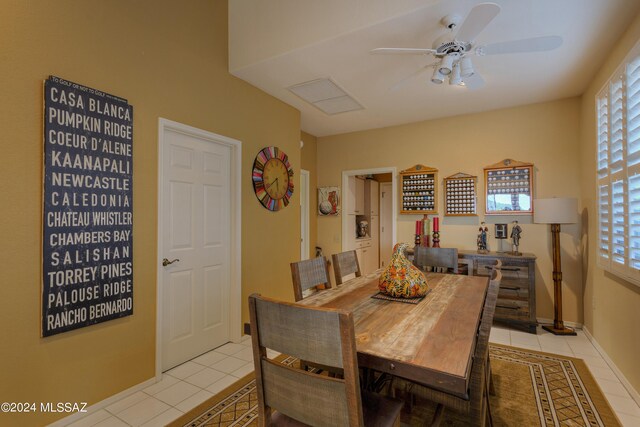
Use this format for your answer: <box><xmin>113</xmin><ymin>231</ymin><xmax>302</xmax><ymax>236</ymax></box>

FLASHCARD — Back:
<box><xmin>628</xmin><ymin>57</ymin><xmax>640</xmax><ymax>272</ymax></box>
<box><xmin>596</xmin><ymin>45</ymin><xmax>640</xmax><ymax>287</ymax></box>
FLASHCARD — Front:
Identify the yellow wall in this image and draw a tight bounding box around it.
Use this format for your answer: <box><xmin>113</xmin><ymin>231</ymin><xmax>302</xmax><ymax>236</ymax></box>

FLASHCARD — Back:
<box><xmin>580</xmin><ymin>12</ymin><xmax>640</xmax><ymax>393</ymax></box>
<box><xmin>301</xmin><ymin>131</ymin><xmax>318</xmax><ymax>257</ymax></box>
<box><xmin>317</xmin><ymin>98</ymin><xmax>583</xmax><ymax>325</ymax></box>
<box><xmin>0</xmin><ymin>1</ymin><xmax>300</xmax><ymax>424</ymax></box>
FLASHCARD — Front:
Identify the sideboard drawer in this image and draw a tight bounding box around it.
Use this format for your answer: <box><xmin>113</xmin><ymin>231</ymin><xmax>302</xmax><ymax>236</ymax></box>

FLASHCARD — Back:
<box><xmin>495</xmin><ymin>298</ymin><xmax>530</xmax><ymax>321</ymax></box>
<box><xmin>497</xmin><ymin>285</ymin><xmax>529</xmax><ymax>300</ymax></box>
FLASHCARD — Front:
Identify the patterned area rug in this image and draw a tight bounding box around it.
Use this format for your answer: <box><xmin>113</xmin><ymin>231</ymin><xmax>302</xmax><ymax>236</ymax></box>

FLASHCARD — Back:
<box><xmin>168</xmin><ymin>344</ymin><xmax>620</xmax><ymax>427</ymax></box>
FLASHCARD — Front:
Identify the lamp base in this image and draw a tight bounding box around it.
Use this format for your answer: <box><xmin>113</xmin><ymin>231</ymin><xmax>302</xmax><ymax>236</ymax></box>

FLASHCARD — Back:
<box><xmin>542</xmin><ymin>324</ymin><xmax>577</xmax><ymax>336</ymax></box>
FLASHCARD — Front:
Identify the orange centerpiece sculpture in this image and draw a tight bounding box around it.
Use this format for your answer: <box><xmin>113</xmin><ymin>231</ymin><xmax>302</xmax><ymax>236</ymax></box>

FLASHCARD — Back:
<box><xmin>379</xmin><ymin>242</ymin><xmax>430</xmax><ymax>298</ymax></box>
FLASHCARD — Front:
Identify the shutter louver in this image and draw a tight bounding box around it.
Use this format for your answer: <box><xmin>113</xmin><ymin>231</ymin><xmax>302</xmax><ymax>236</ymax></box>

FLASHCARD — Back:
<box><xmin>597</xmin><ymin>94</ymin><xmax>609</xmax><ymax>178</ymax></box>
<box><xmin>628</xmin><ymin>174</ymin><xmax>640</xmax><ymax>269</ymax></box>
<box><xmin>627</xmin><ymin>58</ymin><xmax>640</xmax><ymax>166</ymax></box>
<box><xmin>611</xmin><ymin>180</ymin><xmax>627</xmax><ymax>266</ymax></box>
<box><xmin>610</xmin><ymin>76</ymin><xmax>625</xmax><ymax>174</ymax></box>
<box><xmin>599</xmin><ymin>183</ymin><xmax>611</xmax><ymax>261</ymax></box>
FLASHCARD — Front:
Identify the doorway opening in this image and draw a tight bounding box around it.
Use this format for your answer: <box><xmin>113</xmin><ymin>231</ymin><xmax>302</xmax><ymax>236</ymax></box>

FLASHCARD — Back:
<box><xmin>341</xmin><ymin>168</ymin><xmax>397</xmax><ymax>274</ymax></box>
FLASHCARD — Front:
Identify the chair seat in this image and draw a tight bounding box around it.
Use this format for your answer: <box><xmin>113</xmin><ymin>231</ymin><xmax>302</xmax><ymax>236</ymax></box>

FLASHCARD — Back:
<box><xmin>269</xmin><ymin>390</ymin><xmax>403</xmax><ymax>426</ymax></box>
<box><xmin>301</xmin><ymin>359</ymin><xmax>344</xmax><ymax>377</ymax></box>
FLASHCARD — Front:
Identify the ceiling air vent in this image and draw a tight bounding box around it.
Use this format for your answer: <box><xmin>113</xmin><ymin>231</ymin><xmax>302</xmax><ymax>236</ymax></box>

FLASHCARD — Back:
<box><xmin>288</xmin><ymin>78</ymin><xmax>363</xmax><ymax>115</ymax></box>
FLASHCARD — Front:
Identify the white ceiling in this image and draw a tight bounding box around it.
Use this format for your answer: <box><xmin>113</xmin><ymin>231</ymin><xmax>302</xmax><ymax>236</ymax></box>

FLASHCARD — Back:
<box><xmin>229</xmin><ymin>0</ymin><xmax>640</xmax><ymax>137</ymax></box>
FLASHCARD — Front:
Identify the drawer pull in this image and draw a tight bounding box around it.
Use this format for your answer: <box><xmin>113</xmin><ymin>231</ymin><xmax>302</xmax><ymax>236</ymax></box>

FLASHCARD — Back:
<box><xmin>496</xmin><ymin>304</ymin><xmax>520</xmax><ymax>310</ymax></box>
<box><xmin>484</xmin><ymin>265</ymin><xmax>520</xmax><ymax>272</ymax></box>
<box><xmin>500</xmin><ymin>286</ymin><xmax>520</xmax><ymax>291</ymax></box>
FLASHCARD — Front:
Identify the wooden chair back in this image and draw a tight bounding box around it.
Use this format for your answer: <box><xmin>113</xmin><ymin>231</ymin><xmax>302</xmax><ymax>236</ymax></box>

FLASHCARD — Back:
<box><xmin>332</xmin><ymin>250</ymin><xmax>362</xmax><ymax>285</ymax></box>
<box><xmin>249</xmin><ymin>294</ymin><xmax>364</xmax><ymax>426</ymax></box>
<box><xmin>475</xmin><ymin>268</ymin><xmax>501</xmax><ymax>362</ymax></box>
<box><xmin>290</xmin><ymin>257</ymin><xmax>331</xmax><ymax>302</ymax></box>
<box><xmin>413</xmin><ymin>247</ymin><xmax>459</xmax><ymax>274</ymax></box>
<box><xmin>466</xmin><ymin>268</ymin><xmax>501</xmax><ymax>425</ymax></box>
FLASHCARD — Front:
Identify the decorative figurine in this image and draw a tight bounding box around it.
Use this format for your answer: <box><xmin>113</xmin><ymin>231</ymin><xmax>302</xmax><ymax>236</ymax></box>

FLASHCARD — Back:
<box><xmin>510</xmin><ymin>220</ymin><xmax>523</xmax><ymax>255</ymax></box>
<box><xmin>477</xmin><ymin>222</ymin><xmax>489</xmax><ymax>253</ymax></box>
<box><xmin>357</xmin><ymin>220</ymin><xmax>369</xmax><ymax>238</ymax></box>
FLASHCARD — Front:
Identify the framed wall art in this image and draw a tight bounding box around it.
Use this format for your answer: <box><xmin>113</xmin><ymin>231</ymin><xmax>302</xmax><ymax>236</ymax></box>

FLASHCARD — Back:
<box><xmin>400</xmin><ymin>164</ymin><xmax>438</xmax><ymax>214</ymax></box>
<box><xmin>444</xmin><ymin>172</ymin><xmax>477</xmax><ymax>216</ymax></box>
<box><xmin>484</xmin><ymin>159</ymin><xmax>534</xmax><ymax>215</ymax></box>
<box><xmin>318</xmin><ymin>186</ymin><xmax>340</xmax><ymax>216</ymax></box>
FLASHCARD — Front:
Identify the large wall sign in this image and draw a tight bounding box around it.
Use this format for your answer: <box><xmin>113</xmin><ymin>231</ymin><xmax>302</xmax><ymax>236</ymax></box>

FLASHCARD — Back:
<box><xmin>42</xmin><ymin>76</ymin><xmax>133</xmax><ymax>337</ymax></box>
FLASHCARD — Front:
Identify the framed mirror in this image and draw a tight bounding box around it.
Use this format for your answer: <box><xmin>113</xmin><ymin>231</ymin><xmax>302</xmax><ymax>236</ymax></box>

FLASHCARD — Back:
<box><xmin>484</xmin><ymin>159</ymin><xmax>534</xmax><ymax>215</ymax></box>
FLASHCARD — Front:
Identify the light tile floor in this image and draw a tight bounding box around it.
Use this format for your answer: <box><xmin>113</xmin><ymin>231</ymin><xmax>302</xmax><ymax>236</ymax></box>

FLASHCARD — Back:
<box><xmin>67</xmin><ymin>327</ymin><xmax>640</xmax><ymax>427</ymax></box>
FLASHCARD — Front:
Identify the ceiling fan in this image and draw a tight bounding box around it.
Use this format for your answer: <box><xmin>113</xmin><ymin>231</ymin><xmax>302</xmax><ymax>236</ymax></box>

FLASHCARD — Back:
<box><xmin>370</xmin><ymin>2</ymin><xmax>563</xmax><ymax>89</ymax></box>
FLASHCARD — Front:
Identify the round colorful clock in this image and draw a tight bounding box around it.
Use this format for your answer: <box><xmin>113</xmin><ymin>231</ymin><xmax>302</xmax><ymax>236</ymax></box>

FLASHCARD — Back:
<box><xmin>252</xmin><ymin>146</ymin><xmax>294</xmax><ymax>211</ymax></box>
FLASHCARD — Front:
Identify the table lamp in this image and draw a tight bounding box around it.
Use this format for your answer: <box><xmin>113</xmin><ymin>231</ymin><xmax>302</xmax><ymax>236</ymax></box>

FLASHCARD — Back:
<box><xmin>533</xmin><ymin>197</ymin><xmax>578</xmax><ymax>335</ymax></box>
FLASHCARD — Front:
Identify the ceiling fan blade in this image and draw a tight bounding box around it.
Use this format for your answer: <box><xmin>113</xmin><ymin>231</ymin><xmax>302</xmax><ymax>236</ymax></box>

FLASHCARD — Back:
<box><xmin>455</xmin><ymin>2</ymin><xmax>501</xmax><ymax>43</ymax></box>
<box><xmin>463</xmin><ymin>73</ymin><xmax>485</xmax><ymax>90</ymax></box>
<box><xmin>478</xmin><ymin>35</ymin><xmax>563</xmax><ymax>55</ymax></box>
<box><xmin>370</xmin><ymin>48</ymin><xmax>436</xmax><ymax>55</ymax></box>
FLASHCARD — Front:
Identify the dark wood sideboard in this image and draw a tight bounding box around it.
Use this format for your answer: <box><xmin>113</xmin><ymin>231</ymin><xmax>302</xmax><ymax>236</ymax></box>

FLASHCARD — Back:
<box><xmin>459</xmin><ymin>250</ymin><xmax>537</xmax><ymax>334</ymax></box>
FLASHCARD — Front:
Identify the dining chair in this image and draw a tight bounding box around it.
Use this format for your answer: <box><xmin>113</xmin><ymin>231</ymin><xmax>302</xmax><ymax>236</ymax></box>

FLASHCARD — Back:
<box><xmin>413</xmin><ymin>247</ymin><xmax>467</xmax><ymax>274</ymax></box>
<box><xmin>332</xmin><ymin>250</ymin><xmax>362</xmax><ymax>285</ymax></box>
<box><xmin>487</xmin><ymin>266</ymin><xmax>502</xmax><ymax>397</ymax></box>
<box><xmin>394</xmin><ymin>268</ymin><xmax>501</xmax><ymax>427</ymax></box>
<box><xmin>481</xmin><ymin>259</ymin><xmax>503</xmax><ymax>275</ymax></box>
<box><xmin>290</xmin><ymin>256</ymin><xmax>331</xmax><ymax>302</ymax></box>
<box><xmin>248</xmin><ymin>294</ymin><xmax>403</xmax><ymax>427</ymax></box>
<box><xmin>290</xmin><ymin>256</ymin><xmax>343</xmax><ymax>376</ymax></box>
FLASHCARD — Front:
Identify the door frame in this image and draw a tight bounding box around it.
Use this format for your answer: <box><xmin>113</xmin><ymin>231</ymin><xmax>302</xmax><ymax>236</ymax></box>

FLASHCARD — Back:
<box><xmin>300</xmin><ymin>169</ymin><xmax>310</xmax><ymax>260</ymax></box>
<box><xmin>341</xmin><ymin>167</ymin><xmax>397</xmax><ymax>251</ymax></box>
<box><xmin>156</xmin><ymin>118</ymin><xmax>242</xmax><ymax>378</ymax></box>
<box><xmin>379</xmin><ymin>182</ymin><xmax>393</xmax><ymax>267</ymax></box>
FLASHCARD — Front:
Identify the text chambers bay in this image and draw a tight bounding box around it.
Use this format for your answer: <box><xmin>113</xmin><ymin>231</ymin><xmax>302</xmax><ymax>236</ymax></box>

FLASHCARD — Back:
<box><xmin>42</xmin><ymin>76</ymin><xmax>134</xmax><ymax>336</ymax></box>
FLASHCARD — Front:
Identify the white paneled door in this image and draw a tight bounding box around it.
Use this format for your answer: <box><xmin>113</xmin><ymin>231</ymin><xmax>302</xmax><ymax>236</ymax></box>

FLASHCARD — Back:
<box><xmin>161</xmin><ymin>128</ymin><xmax>231</xmax><ymax>371</ymax></box>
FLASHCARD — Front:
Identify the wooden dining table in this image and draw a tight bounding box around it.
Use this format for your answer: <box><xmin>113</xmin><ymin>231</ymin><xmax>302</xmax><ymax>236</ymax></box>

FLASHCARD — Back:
<box><xmin>297</xmin><ymin>270</ymin><xmax>489</xmax><ymax>399</ymax></box>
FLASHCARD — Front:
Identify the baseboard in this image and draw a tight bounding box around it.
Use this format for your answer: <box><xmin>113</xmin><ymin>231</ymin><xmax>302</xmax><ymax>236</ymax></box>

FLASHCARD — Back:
<box><xmin>583</xmin><ymin>326</ymin><xmax>640</xmax><ymax>407</ymax></box>
<box><xmin>537</xmin><ymin>317</ymin><xmax>583</xmax><ymax>330</ymax></box>
<box><xmin>47</xmin><ymin>377</ymin><xmax>157</xmax><ymax>427</ymax></box>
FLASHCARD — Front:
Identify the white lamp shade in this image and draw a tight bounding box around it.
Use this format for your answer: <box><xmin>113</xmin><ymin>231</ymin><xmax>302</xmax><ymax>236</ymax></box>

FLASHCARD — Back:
<box><xmin>460</xmin><ymin>57</ymin><xmax>474</xmax><ymax>77</ymax></box>
<box><xmin>439</xmin><ymin>54</ymin><xmax>454</xmax><ymax>75</ymax></box>
<box><xmin>450</xmin><ymin>63</ymin><xmax>462</xmax><ymax>85</ymax></box>
<box><xmin>431</xmin><ymin>68</ymin><xmax>445</xmax><ymax>84</ymax></box>
<box><xmin>533</xmin><ymin>197</ymin><xmax>578</xmax><ymax>224</ymax></box>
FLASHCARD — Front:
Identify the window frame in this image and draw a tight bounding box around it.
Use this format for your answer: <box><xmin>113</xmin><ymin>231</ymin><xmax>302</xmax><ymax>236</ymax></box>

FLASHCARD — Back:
<box><xmin>596</xmin><ymin>40</ymin><xmax>640</xmax><ymax>287</ymax></box>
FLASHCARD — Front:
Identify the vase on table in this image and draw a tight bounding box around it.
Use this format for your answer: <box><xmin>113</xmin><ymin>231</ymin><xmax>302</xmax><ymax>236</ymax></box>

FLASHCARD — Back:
<box><xmin>378</xmin><ymin>242</ymin><xmax>430</xmax><ymax>298</ymax></box>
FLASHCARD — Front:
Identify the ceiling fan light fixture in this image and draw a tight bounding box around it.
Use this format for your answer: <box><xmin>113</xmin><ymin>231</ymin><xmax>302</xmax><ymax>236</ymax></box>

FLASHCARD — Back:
<box><xmin>450</xmin><ymin>63</ymin><xmax>462</xmax><ymax>86</ymax></box>
<box><xmin>460</xmin><ymin>56</ymin><xmax>474</xmax><ymax>77</ymax></box>
<box><xmin>431</xmin><ymin>68</ymin><xmax>445</xmax><ymax>84</ymax></box>
<box><xmin>438</xmin><ymin>54</ymin><xmax>455</xmax><ymax>75</ymax></box>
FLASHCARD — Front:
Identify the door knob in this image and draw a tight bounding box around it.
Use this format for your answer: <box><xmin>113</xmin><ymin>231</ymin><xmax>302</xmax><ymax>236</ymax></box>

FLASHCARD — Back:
<box><xmin>162</xmin><ymin>258</ymin><xmax>180</xmax><ymax>267</ymax></box>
